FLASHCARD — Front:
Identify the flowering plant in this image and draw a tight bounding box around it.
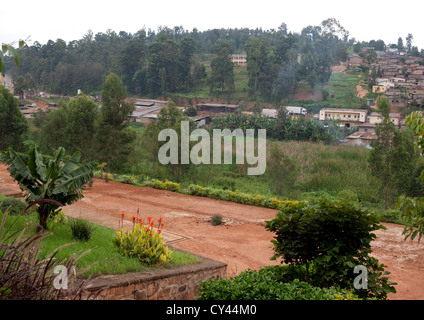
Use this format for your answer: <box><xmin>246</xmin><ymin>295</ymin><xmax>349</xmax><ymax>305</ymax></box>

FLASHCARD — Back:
<box><xmin>113</xmin><ymin>210</ymin><xmax>171</xmax><ymax>265</ymax></box>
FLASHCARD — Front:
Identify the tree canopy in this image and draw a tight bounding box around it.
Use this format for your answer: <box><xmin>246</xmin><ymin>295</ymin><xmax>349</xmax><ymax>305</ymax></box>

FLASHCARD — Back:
<box><xmin>5</xmin><ymin>20</ymin><xmax>353</xmax><ymax>101</ymax></box>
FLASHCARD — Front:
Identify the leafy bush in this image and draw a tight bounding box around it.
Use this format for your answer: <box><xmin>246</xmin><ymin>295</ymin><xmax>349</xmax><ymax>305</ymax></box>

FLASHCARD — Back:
<box><xmin>211</xmin><ymin>214</ymin><xmax>223</xmax><ymax>226</ymax></box>
<box><xmin>147</xmin><ymin>179</ymin><xmax>180</xmax><ymax>192</ymax></box>
<box><xmin>265</xmin><ymin>198</ymin><xmax>396</xmax><ymax>299</ymax></box>
<box><xmin>187</xmin><ymin>183</ymin><xmax>295</xmax><ymax>210</ymax></box>
<box><xmin>197</xmin><ymin>265</ymin><xmax>361</xmax><ymax>300</ymax></box>
<box><xmin>68</xmin><ymin>218</ymin><xmax>95</xmax><ymax>241</ymax></box>
<box><xmin>113</xmin><ymin>224</ymin><xmax>172</xmax><ymax>265</ymax></box>
<box><xmin>0</xmin><ymin>197</ymin><xmax>28</xmax><ymax>215</ymax></box>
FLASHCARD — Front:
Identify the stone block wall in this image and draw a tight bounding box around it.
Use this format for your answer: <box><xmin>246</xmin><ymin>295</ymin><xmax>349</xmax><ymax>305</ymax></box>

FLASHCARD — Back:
<box><xmin>80</xmin><ymin>251</ymin><xmax>227</xmax><ymax>300</ymax></box>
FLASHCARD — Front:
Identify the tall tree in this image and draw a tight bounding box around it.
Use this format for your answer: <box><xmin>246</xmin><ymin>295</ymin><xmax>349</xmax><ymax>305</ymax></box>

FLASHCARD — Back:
<box><xmin>119</xmin><ymin>37</ymin><xmax>146</xmax><ymax>94</ymax></box>
<box><xmin>406</xmin><ymin>33</ymin><xmax>413</xmax><ymax>53</ymax></box>
<box><xmin>0</xmin><ymin>85</ymin><xmax>28</xmax><ymax>151</ymax></box>
<box><xmin>246</xmin><ymin>37</ymin><xmax>269</xmax><ymax>96</ymax></box>
<box><xmin>147</xmin><ymin>34</ymin><xmax>180</xmax><ymax>96</ymax></box>
<box><xmin>98</xmin><ymin>73</ymin><xmax>133</xmax><ymax>130</ymax></box>
<box><xmin>65</xmin><ymin>93</ymin><xmax>99</xmax><ymax>160</ymax></box>
<box><xmin>368</xmin><ymin>96</ymin><xmax>418</xmax><ymax>208</ymax></box>
<box><xmin>178</xmin><ymin>36</ymin><xmax>197</xmax><ymax>88</ymax></box>
<box><xmin>94</xmin><ymin>73</ymin><xmax>135</xmax><ymax>170</ymax></box>
<box><xmin>397</xmin><ymin>37</ymin><xmax>404</xmax><ymax>52</ymax></box>
<box><xmin>209</xmin><ymin>40</ymin><xmax>234</xmax><ymax>94</ymax></box>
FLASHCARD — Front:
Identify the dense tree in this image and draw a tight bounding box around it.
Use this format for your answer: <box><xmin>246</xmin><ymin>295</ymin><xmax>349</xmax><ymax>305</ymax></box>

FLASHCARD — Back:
<box><xmin>98</xmin><ymin>73</ymin><xmax>133</xmax><ymax>129</ymax></box>
<box><xmin>141</xmin><ymin>99</ymin><xmax>196</xmax><ymax>181</ymax></box>
<box><xmin>0</xmin><ymin>85</ymin><xmax>28</xmax><ymax>151</ymax></box>
<box><xmin>119</xmin><ymin>36</ymin><xmax>147</xmax><ymax>94</ymax></box>
<box><xmin>209</xmin><ymin>40</ymin><xmax>235</xmax><ymax>94</ymax></box>
<box><xmin>246</xmin><ymin>37</ymin><xmax>269</xmax><ymax>95</ymax></box>
<box><xmin>147</xmin><ymin>34</ymin><xmax>180</xmax><ymax>96</ymax></box>
<box><xmin>178</xmin><ymin>36</ymin><xmax>197</xmax><ymax>89</ymax></box>
<box><xmin>368</xmin><ymin>96</ymin><xmax>419</xmax><ymax>208</ymax></box>
<box><xmin>397</xmin><ymin>37</ymin><xmax>404</xmax><ymax>52</ymax></box>
<box><xmin>406</xmin><ymin>33</ymin><xmax>413</xmax><ymax>53</ymax></box>
<box><xmin>65</xmin><ymin>93</ymin><xmax>99</xmax><ymax>160</ymax></box>
<box><xmin>94</xmin><ymin>73</ymin><xmax>135</xmax><ymax>170</ymax></box>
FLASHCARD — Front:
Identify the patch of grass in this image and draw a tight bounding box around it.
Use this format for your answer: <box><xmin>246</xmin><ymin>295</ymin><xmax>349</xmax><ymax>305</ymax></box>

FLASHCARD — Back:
<box><xmin>1</xmin><ymin>212</ymin><xmax>200</xmax><ymax>278</ymax></box>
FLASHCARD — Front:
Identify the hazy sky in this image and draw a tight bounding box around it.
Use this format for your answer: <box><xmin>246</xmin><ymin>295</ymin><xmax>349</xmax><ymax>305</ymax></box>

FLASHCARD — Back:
<box><xmin>2</xmin><ymin>0</ymin><xmax>423</xmax><ymax>50</ymax></box>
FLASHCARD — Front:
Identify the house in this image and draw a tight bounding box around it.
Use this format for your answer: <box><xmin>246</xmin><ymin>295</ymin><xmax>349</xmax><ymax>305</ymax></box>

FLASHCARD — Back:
<box><xmin>368</xmin><ymin>112</ymin><xmax>401</xmax><ymax>127</ymax></box>
<box><xmin>356</xmin><ymin>123</ymin><xmax>376</xmax><ymax>133</ymax></box>
<box><xmin>318</xmin><ymin>108</ymin><xmax>368</xmax><ymax>128</ymax></box>
<box><xmin>135</xmin><ymin>99</ymin><xmax>167</xmax><ymax>108</ymax></box>
<box><xmin>196</xmin><ymin>103</ymin><xmax>238</xmax><ymax>114</ymax></box>
<box><xmin>384</xmin><ymin>91</ymin><xmax>407</xmax><ymax>108</ymax></box>
<box><xmin>347</xmin><ymin>54</ymin><xmax>365</xmax><ymax>67</ymax></box>
<box><xmin>130</xmin><ymin>106</ymin><xmax>162</xmax><ymax>124</ymax></box>
<box><xmin>344</xmin><ymin>131</ymin><xmax>378</xmax><ymax>148</ymax></box>
<box><xmin>230</xmin><ymin>54</ymin><xmax>247</xmax><ymax>66</ymax></box>
<box><xmin>372</xmin><ymin>85</ymin><xmax>387</xmax><ymax>93</ymax></box>
<box><xmin>194</xmin><ymin>116</ymin><xmax>212</xmax><ymax>127</ymax></box>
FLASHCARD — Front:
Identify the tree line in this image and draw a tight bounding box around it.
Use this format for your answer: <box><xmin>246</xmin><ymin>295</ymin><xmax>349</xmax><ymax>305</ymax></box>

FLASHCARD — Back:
<box><xmin>6</xmin><ymin>19</ymin><xmax>351</xmax><ymax>102</ymax></box>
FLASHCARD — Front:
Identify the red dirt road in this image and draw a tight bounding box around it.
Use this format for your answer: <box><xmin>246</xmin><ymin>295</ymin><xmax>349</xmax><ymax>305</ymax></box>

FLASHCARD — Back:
<box><xmin>1</xmin><ymin>163</ymin><xmax>423</xmax><ymax>300</ymax></box>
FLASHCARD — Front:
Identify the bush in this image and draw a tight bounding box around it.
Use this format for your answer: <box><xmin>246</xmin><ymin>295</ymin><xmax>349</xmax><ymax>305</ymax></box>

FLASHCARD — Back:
<box><xmin>147</xmin><ymin>179</ymin><xmax>180</xmax><ymax>192</ymax></box>
<box><xmin>0</xmin><ymin>197</ymin><xmax>29</xmax><ymax>215</ymax></box>
<box><xmin>187</xmin><ymin>183</ymin><xmax>296</xmax><ymax>210</ymax></box>
<box><xmin>211</xmin><ymin>214</ymin><xmax>223</xmax><ymax>226</ymax></box>
<box><xmin>68</xmin><ymin>218</ymin><xmax>95</xmax><ymax>241</ymax></box>
<box><xmin>197</xmin><ymin>265</ymin><xmax>361</xmax><ymax>300</ymax></box>
<box><xmin>113</xmin><ymin>224</ymin><xmax>172</xmax><ymax>265</ymax></box>
<box><xmin>265</xmin><ymin>197</ymin><xmax>396</xmax><ymax>299</ymax></box>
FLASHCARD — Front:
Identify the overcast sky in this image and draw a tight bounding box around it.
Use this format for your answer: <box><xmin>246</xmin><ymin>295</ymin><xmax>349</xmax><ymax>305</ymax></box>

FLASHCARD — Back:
<box><xmin>2</xmin><ymin>0</ymin><xmax>423</xmax><ymax>50</ymax></box>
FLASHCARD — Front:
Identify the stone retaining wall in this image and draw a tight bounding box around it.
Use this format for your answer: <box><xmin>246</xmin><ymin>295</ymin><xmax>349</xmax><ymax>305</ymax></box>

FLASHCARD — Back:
<box><xmin>81</xmin><ymin>250</ymin><xmax>227</xmax><ymax>300</ymax></box>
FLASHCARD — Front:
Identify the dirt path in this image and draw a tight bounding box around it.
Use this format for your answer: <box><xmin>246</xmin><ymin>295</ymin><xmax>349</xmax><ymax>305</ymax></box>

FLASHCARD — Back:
<box><xmin>1</xmin><ymin>163</ymin><xmax>423</xmax><ymax>300</ymax></box>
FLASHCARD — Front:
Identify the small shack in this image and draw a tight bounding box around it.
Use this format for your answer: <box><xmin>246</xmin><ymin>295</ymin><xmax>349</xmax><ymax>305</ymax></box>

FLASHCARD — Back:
<box><xmin>196</xmin><ymin>103</ymin><xmax>238</xmax><ymax>114</ymax></box>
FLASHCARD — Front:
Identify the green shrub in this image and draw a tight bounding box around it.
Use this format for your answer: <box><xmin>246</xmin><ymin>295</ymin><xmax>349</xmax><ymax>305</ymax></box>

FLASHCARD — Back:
<box><xmin>187</xmin><ymin>183</ymin><xmax>294</xmax><ymax>210</ymax></box>
<box><xmin>147</xmin><ymin>179</ymin><xmax>180</xmax><ymax>192</ymax></box>
<box><xmin>68</xmin><ymin>218</ymin><xmax>95</xmax><ymax>241</ymax></box>
<box><xmin>197</xmin><ymin>265</ymin><xmax>361</xmax><ymax>300</ymax></box>
<box><xmin>0</xmin><ymin>197</ymin><xmax>29</xmax><ymax>215</ymax></box>
<box><xmin>337</xmin><ymin>189</ymin><xmax>359</xmax><ymax>202</ymax></box>
<box><xmin>113</xmin><ymin>224</ymin><xmax>172</xmax><ymax>265</ymax></box>
<box><xmin>265</xmin><ymin>198</ymin><xmax>396</xmax><ymax>299</ymax></box>
<box><xmin>211</xmin><ymin>214</ymin><xmax>223</xmax><ymax>226</ymax></box>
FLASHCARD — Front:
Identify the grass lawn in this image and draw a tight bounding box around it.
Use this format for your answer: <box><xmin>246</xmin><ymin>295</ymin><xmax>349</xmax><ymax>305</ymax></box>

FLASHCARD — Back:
<box><xmin>1</xmin><ymin>210</ymin><xmax>200</xmax><ymax>278</ymax></box>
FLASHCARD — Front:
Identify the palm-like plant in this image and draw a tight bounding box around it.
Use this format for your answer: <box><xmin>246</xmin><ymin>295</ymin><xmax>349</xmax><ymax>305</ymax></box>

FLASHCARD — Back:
<box><xmin>1</xmin><ymin>145</ymin><xmax>95</xmax><ymax>229</ymax></box>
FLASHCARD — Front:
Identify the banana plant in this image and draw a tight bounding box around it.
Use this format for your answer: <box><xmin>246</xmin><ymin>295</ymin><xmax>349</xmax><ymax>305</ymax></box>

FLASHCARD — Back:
<box><xmin>1</xmin><ymin>40</ymin><xmax>25</xmax><ymax>75</ymax></box>
<box><xmin>1</xmin><ymin>145</ymin><xmax>95</xmax><ymax>229</ymax></box>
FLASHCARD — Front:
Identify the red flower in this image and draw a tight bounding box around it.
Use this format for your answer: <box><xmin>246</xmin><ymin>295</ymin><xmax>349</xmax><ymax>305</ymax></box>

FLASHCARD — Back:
<box><xmin>158</xmin><ymin>230</ymin><xmax>162</xmax><ymax>235</ymax></box>
<box><xmin>120</xmin><ymin>212</ymin><xmax>125</xmax><ymax>217</ymax></box>
<box><xmin>147</xmin><ymin>216</ymin><xmax>152</xmax><ymax>222</ymax></box>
